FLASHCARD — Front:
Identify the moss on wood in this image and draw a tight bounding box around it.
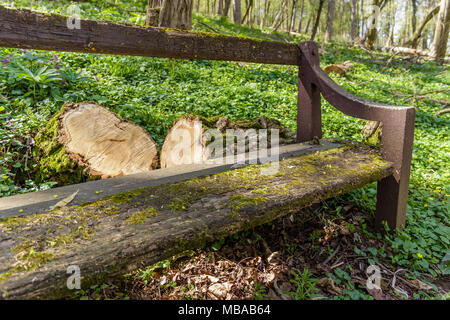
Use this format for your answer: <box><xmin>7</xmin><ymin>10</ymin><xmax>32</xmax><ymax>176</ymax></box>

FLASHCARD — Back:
<box><xmin>0</xmin><ymin>141</ymin><xmax>393</xmax><ymax>299</ymax></box>
<box><xmin>33</xmin><ymin>105</ymin><xmax>95</xmax><ymax>187</ymax></box>
<box><xmin>122</xmin><ymin>207</ymin><xmax>158</xmax><ymax>225</ymax></box>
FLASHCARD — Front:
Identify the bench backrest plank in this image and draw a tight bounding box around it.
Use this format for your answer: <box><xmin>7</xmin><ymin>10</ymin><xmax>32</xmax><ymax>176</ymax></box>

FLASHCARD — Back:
<box><xmin>0</xmin><ymin>7</ymin><xmax>299</xmax><ymax>65</ymax></box>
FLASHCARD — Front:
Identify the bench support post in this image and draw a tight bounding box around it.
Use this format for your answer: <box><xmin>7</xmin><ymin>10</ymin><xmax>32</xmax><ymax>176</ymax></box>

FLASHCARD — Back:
<box><xmin>375</xmin><ymin>111</ymin><xmax>415</xmax><ymax>229</ymax></box>
<box><xmin>297</xmin><ymin>46</ymin><xmax>322</xmax><ymax>142</ymax></box>
<box><xmin>297</xmin><ymin>41</ymin><xmax>416</xmax><ymax>230</ymax></box>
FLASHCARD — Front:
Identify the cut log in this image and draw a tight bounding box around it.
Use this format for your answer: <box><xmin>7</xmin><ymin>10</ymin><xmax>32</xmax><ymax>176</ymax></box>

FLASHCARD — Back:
<box><xmin>363</xmin><ymin>120</ymin><xmax>382</xmax><ymax>147</ymax></box>
<box><xmin>323</xmin><ymin>61</ymin><xmax>354</xmax><ymax>77</ymax></box>
<box><xmin>160</xmin><ymin>115</ymin><xmax>296</xmax><ymax>168</ymax></box>
<box><xmin>34</xmin><ymin>102</ymin><xmax>158</xmax><ymax>185</ymax></box>
<box><xmin>160</xmin><ymin>115</ymin><xmax>206</xmax><ymax>168</ymax></box>
<box><xmin>0</xmin><ymin>141</ymin><xmax>393</xmax><ymax>299</ymax></box>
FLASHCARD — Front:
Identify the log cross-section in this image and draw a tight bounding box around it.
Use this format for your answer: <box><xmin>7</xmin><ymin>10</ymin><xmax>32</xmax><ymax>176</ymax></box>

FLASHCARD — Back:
<box><xmin>0</xmin><ymin>141</ymin><xmax>392</xmax><ymax>299</ymax></box>
<box><xmin>0</xmin><ymin>6</ymin><xmax>299</xmax><ymax>65</ymax></box>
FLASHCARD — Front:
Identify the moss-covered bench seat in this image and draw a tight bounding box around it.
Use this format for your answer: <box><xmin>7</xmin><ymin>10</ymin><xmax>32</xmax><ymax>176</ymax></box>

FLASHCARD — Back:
<box><xmin>0</xmin><ymin>140</ymin><xmax>392</xmax><ymax>299</ymax></box>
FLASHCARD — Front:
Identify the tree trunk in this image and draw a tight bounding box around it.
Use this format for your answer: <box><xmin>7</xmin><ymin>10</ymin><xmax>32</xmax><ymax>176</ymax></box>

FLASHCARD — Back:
<box><xmin>289</xmin><ymin>0</ymin><xmax>298</xmax><ymax>33</ymax></box>
<box><xmin>366</xmin><ymin>0</ymin><xmax>381</xmax><ymax>49</ymax></box>
<box><xmin>223</xmin><ymin>0</ymin><xmax>232</xmax><ymax>16</ymax></box>
<box><xmin>403</xmin><ymin>6</ymin><xmax>440</xmax><ymax>48</ymax></box>
<box><xmin>218</xmin><ymin>0</ymin><xmax>223</xmax><ymax>15</ymax></box>
<box><xmin>272</xmin><ymin>0</ymin><xmax>288</xmax><ymax>31</ymax></box>
<box><xmin>412</xmin><ymin>0</ymin><xmax>417</xmax><ymax>33</ymax></box>
<box><xmin>400</xmin><ymin>0</ymin><xmax>410</xmax><ymax>44</ymax></box>
<box><xmin>324</xmin><ymin>0</ymin><xmax>335</xmax><ymax>41</ymax></box>
<box><xmin>360</xmin><ymin>0</ymin><xmax>364</xmax><ymax>39</ymax></box>
<box><xmin>159</xmin><ymin>0</ymin><xmax>194</xmax><ymax>29</ymax></box>
<box><xmin>241</xmin><ymin>0</ymin><xmax>253</xmax><ymax>24</ymax></box>
<box><xmin>387</xmin><ymin>0</ymin><xmax>395</xmax><ymax>46</ymax></box>
<box><xmin>305</xmin><ymin>12</ymin><xmax>312</xmax><ymax>34</ymax></box>
<box><xmin>233</xmin><ymin>0</ymin><xmax>242</xmax><ymax>23</ymax></box>
<box><xmin>249</xmin><ymin>0</ymin><xmax>254</xmax><ymax>27</ymax></box>
<box><xmin>297</xmin><ymin>0</ymin><xmax>305</xmax><ymax>32</ymax></box>
<box><xmin>422</xmin><ymin>34</ymin><xmax>428</xmax><ymax>50</ymax></box>
<box><xmin>310</xmin><ymin>0</ymin><xmax>325</xmax><ymax>41</ymax></box>
<box><xmin>145</xmin><ymin>0</ymin><xmax>162</xmax><ymax>26</ymax></box>
<box><xmin>430</xmin><ymin>0</ymin><xmax>450</xmax><ymax>61</ymax></box>
<box><xmin>351</xmin><ymin>0</ymin><xmax>357</xmax><ymax>43</ymax></box>
<box><xmin>35</xmin><ymin>102</ymin><xmax>158</xmax><ymax>185</ymax></box>
<box><xmin>283</xmin><ymin>0</ymin><xmax>289</xmax><ymax>31</ymax></box>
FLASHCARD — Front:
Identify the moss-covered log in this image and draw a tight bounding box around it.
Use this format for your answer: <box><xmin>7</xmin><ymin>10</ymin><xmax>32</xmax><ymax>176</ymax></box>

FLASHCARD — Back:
<box><xmin>0</xmin><ymin>142</ymin><xmax>392</xmax><ymax>299</ymax></box>
<box><xmin>34</xmin><ymin>102</ymin><xmax>158</xmax><ymax>186</ymax></box>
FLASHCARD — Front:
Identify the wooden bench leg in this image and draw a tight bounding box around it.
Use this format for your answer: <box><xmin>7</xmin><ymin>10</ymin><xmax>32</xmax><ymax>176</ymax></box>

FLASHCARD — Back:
<box><xmin>297</xmin><ymin>46</ymin><xmax>322</xmax><ymax>142</ymax></box>
<box><xmin>375</xmin><ymin>109</ymin><xmax>415</xmax><ymax>230</ymax></box>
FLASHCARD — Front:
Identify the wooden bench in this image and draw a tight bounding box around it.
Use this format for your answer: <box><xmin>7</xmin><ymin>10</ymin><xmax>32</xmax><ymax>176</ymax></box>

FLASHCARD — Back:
<box><xmin>0</xmin><ymin>7</ymin><xmax>415</xmax><ymax>299</ymax></box>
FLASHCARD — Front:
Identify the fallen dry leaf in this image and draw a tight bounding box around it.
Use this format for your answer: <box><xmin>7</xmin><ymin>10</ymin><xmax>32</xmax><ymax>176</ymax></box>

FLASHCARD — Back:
<box><xmin>267</xmin><ymin>251</ymin><xmax>281</xmax><ymax>264</ymax></box>
<box><xmin>268</xmin><ymin>288</ymin><xmax>282</xmax><ymax>300</ymax></box>
<box><xmin>409</xmin><ymin>279</ymin><xmax>434</xmax><ymax>291</ymax></box>
<box><xmin>50</xmin><ymin>189</ymin><xmax>79</xmax><ymax>209</ymax></box>
<box><xmin>317</xmin><ymin>277</ymin><xmax>343</xmax><ymax>295</ymax></box>
<box><xmin>208</xmin><ymin>282</ymin><xmax>232</xmax><ymax>299</ymax></box>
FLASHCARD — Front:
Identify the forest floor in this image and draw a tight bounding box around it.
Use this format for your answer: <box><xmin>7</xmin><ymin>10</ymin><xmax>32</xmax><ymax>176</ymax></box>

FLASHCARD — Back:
<box><xmin>73</xmin><ymin>204</ymin><xmax>449</xmax><ymax>301</ymax></box>
<box><xmin>0</xmin><ymin>1</ymin><xmax>449</xmax><ymax>300</ymax></box>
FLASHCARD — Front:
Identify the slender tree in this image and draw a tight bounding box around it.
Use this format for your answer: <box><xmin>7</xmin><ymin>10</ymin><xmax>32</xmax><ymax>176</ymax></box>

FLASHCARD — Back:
<box><xmin>261</xmin><ymin>0</ymin><xmax>269</xmax><ymax>27</ymax></box>
<box><xmin>325</xmin><ymin>0</ymin><xmax>335</xmax><ymax>41</ymax></box>
<box><xmin>241</xmin><ymin>0</ymin><xmax>253</xmax><ymax>24</ymax></box>
<box><xmin>403</xmin><ymin>5</ymin><xmax>440</xmax><ymax>48</ymax></box>
<box><xmin>351</xmin><ymin>0</ymin><xmax>358</xmax><ymax>43</ymax></box>
<box><xmin>310</xmin><ymin>0</ymin><xmax>325</xmax><ymax>40</ymax></box>
<box><xmin>218</xmin><ymin>0</ymin><xmax>223</xmax><ymax>15</ymax></box>
<box><xmin>387</xmin><ymin>0</ymin><xmax>395</xmax><ymax>46</ymax></box>
<box><xmin>272</xmin><ymin>0</ymin><xmax>287</xmax><ymax>30</ymax></box>
<box><xmin>233</xmin><ymin>0</ymin><xmax>242</xmax><ymax>24</ymax></box>
<box><xmin>412</xmin><ymin>0</ymin><xmax>417</xmax><ymax>33</ymax></box>
<box><xmin>289</xmin><ymin>0</ymin><xmax>298</xmax><ymax>33</ymax></box>
<box><xmin>223</xmin><ymin>0</ymin><xmax>232</xmax><ymax>16</ymax></box>
<box><xmin>366</xmin><ymin>0</ymin><xmax>388</xmax><ymax>49</ymax></box>
<box><xmin>430</xmin><ymin>0</ymin><xmax>450</xmax><ymax>61</ymax></box>
<box><xmin>360</xmin><ymin>0</ymin><xmax>364</xmax><ymax>39</ymax></box>
<box><xmin>297</xmin><ymin>0</ymin><xmax>305</xmax><ymax>32</ymax></box>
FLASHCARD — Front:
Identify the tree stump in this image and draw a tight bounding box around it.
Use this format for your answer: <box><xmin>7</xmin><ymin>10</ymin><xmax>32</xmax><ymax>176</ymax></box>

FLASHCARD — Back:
<box><xmin>34</xmin><ymin>102</ymin><xmax>158</xmax><ymax>185</ymax></box>
<box><xmin>324</xmin><ymin>61</ymin><xmax>355</xmax><ymax>77</ymax></box>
